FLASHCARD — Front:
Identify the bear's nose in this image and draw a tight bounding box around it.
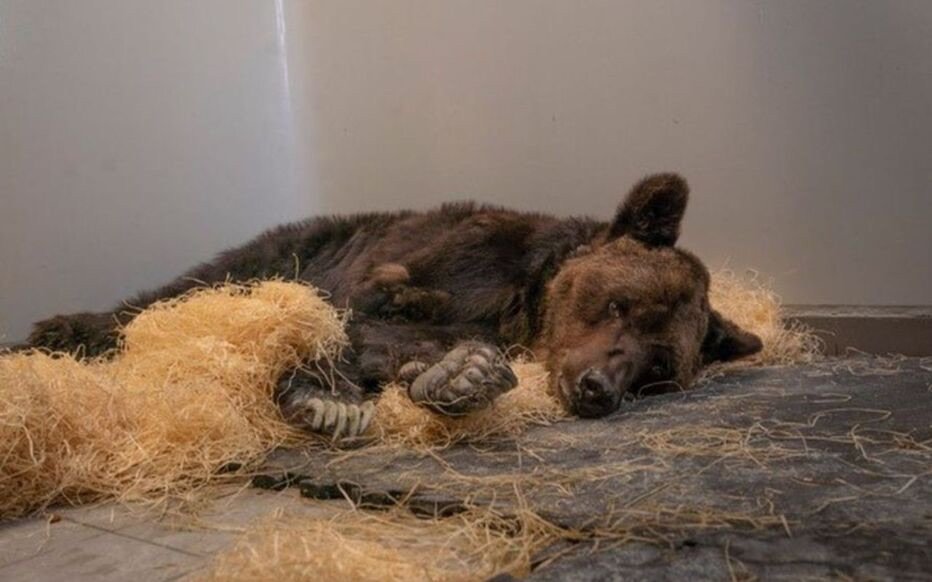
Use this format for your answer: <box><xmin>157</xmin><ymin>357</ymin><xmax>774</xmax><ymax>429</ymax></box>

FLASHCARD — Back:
<box><xmin>579</xmin><ymin>370</ymin><xmax>610</xmax><ymax>399</ymax></box>
<box><xmin>575</xmin><ymin>369</ymin><xmax>620</xmax><ymax>418</ymax></box>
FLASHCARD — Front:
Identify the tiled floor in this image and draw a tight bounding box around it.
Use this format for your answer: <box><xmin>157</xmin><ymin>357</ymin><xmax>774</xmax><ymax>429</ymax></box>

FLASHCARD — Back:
<box><xmin>0</xmin><ymin>488</ymin><xmax>330</xmax><ymax>581</ymax></box>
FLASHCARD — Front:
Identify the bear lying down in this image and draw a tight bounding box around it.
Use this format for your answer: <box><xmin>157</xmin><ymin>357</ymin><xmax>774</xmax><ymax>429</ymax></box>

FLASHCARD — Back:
<box><xmin>26</xmin><ymin>173</ymin><xmax>762</xmax><ymax>438</ymax></box>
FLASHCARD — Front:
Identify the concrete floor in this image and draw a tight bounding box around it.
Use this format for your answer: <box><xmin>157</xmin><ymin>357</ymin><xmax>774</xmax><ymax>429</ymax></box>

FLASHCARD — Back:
<box><xmin>2</xmin><ymin>356</ymin><xmax>930</xmax><ymax>581</ymax></box>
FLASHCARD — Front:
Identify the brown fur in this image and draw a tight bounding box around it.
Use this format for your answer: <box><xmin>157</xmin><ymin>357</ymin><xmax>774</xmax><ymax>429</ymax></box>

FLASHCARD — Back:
<box><xmin>25</xmin><ymin>173</ymin><xmax>762</xmax><ymax>418</ymax></box>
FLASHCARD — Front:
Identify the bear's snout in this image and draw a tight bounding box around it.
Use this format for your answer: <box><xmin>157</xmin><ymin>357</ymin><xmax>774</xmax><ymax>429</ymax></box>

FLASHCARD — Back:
<box><xmin>574</xmin><ymin>368</ymin><xmax>623</xmax><ymax>418</ymax></box>
<box><xmin>551</xmin><ymin>333</ymin><xmax>645</xmax><ymax>418</ymax></box>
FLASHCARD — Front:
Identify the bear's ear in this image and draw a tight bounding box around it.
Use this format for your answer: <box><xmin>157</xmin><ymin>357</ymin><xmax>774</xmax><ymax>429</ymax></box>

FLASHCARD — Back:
<box><xmin>701</xmin><ymin>309</ymin><xmax>764</xmax><ymax>364</ymax></box>
<box><xmin>608</xmin><ymin>173</ymin><xmax>689</xmax><ymax>247</ymax></box>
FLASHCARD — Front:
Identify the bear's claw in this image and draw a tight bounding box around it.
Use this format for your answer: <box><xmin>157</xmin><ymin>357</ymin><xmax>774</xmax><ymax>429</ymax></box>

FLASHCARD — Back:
<box><xmin>291</xmin><ymin>398</ymin><xmax>375</xmax><ymax>440</ymax></box>
<box><xmin>408</xmin><ymin>342</ymin><xmax>517</xmax><ymax>416</ymax></box>
<box><xmin>396</xmin><ymin>360</ymin><xmax>430</xmax><ymax>384</ymax></box>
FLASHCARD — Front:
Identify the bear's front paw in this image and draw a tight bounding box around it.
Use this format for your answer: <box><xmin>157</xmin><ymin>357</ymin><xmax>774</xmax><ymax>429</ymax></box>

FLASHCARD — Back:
<box><xmin>408</xmin><ymin>342</ymin><xmax>517</xmax><ymax>416</ymax></box>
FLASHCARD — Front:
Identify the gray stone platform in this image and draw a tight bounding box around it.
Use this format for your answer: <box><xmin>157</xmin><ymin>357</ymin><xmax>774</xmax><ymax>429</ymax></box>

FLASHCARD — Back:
<box><xmin>2</xmin><ymin>356</ymin><xmax>930</xmax><ymax>581</ymax></box>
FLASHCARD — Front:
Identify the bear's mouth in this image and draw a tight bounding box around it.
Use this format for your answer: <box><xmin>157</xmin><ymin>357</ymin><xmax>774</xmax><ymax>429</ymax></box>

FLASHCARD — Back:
<box><xmin>629</xmin><ymin>350</ymin><xmax>682</xmax><ymax>398</ymax></box>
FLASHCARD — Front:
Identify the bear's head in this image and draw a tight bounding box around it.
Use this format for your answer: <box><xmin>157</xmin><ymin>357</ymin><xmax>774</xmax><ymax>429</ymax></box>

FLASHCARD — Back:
<box><xmin>539</xmin><ymin>173</ymin><xmax>762</xmax><ymax>418</ymax></box>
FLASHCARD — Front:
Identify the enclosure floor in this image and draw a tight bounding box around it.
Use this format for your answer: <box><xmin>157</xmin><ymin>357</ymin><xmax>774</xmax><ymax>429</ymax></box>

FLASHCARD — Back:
<box><xmin>2</xmin><ymin>356</ymin><xmax>930</xmax><ymax>581</ymax></box>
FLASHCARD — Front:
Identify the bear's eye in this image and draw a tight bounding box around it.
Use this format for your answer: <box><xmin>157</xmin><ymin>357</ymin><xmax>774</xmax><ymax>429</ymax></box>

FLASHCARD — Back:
<box><xmin>608</xmin><ymin>300</ymin><xmax>627</xmax><ymax>319</ymax></box>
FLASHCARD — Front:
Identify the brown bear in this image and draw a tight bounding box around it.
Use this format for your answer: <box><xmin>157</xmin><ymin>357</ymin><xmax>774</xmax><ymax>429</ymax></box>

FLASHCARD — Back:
<box><xmin>25</xmin><ymin>173</ymin><xmax>762</xmax><ymax>437</ymax></box>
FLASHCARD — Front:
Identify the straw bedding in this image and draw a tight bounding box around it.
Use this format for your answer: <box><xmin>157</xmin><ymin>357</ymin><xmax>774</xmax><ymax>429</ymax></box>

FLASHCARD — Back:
<box><xmin>200</xmin><ymin>506</ymin><xmax>558</xmax><ymax>582</ymax></box>
<box><xmin>0</xmin><ymin>281</ymin><xmax>346</xmax><ymax>519</ymax></box>
<box><xmin>706</xmin><ymin>269</ymin><xmax>822</xmax><ymax>368</ymax></box>
<box><xmin>0</xmin><ymin>271</ymin><xmax>819</xmax><ymax>579</ymax></box>
<box><xmin>199</xmin><ymin>493</ymin><xmax>792</xmax><ymax>582</ymax></box>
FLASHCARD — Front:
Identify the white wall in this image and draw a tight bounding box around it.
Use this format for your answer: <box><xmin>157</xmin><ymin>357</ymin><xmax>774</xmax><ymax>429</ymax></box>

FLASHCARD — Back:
<box><xmin>0</xmin><ymin>0</ymin><xmax>315</xmax><ymax>342</ymax></box>
<box><xmin>2</xmin><ymin>1</ymin><xmax>930</xmax><ymax>343</ymax></box>
<box><xmin>295</xmin><ymin>0</ymin><xmax>932</xmax><ymax>305</ymax></box>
